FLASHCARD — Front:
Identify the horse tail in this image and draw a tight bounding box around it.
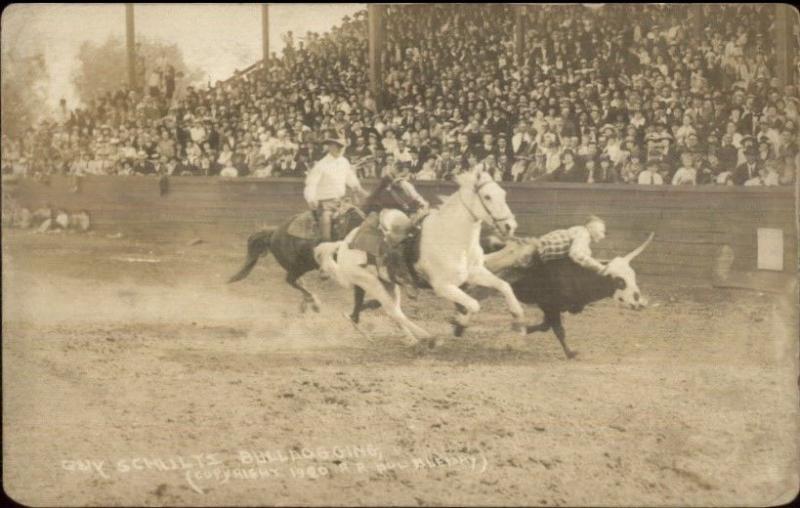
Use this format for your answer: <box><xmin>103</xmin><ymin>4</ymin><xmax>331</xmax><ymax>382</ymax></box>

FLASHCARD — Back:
<box><xmin>228</xmin><ymin>230</ymin><xmax>272</xmax><ymax>283</ymax></box>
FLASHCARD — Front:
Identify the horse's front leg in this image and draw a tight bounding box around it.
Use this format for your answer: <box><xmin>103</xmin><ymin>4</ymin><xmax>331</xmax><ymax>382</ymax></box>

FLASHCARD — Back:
<box><xmin>467</xmin><ymin>265</ymin><xmax>526</xmax><ymax>334</ymax></box>
<box><xmin>431</xmin><ymin>282</ymin><xmax>480</xmax><ymax>336</ymax></box>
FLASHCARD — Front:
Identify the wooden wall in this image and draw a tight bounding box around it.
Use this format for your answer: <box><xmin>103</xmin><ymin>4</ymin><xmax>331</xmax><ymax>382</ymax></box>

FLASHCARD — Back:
<box><xmin>4</xmin><ymin>175</ymin><xmax>796</xmax><ymax>282</ymax></box>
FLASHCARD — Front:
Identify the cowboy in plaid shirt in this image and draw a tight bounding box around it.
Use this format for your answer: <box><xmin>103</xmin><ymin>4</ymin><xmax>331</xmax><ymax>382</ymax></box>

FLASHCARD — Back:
<box><xmin>535</xmin><ymin>216</ymin><xmax>608</xmax><ymax>274</ymax></box>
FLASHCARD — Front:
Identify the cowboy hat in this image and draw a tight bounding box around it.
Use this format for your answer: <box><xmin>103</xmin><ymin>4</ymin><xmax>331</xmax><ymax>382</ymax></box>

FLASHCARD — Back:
<box><xmin>322</xmin><ymin>136</ymin><xmax>347</xmax><ymax>147</ymax></box>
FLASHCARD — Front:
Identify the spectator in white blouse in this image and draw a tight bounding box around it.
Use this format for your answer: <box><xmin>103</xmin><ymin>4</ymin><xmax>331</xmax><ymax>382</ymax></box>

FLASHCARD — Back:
<box><xmin>637</xmin><ymin>159</ymin><xmax>664</xmax><ymax>185</ymax></box>
<box><xmin>672</xmin><ymin>152</ymin><xmax>698</xmax><ymax>185</ymax></box>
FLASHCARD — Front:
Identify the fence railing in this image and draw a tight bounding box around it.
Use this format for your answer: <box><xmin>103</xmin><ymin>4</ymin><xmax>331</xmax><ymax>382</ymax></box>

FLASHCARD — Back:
<box><xmin>3</xmin><ymin>175</ymin><xmax>796</xmax><ymax>282</ymax></box>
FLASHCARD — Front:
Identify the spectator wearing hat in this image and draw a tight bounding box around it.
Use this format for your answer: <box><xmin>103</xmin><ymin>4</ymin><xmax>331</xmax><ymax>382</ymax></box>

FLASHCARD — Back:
<box><xmin>133</xmin><ymin>151</ymin><xmax>156</xmax><ymax>175</ymax></box>
<box><xmin>675</xmin><ymin>115</ymin><xmax>697</xmax><ymax>146</ymax></box>
<box><xmin>696</xmin><ymin>152</ymin><xmax>719</xmax><ymax>184</ymax></box>
<box><xmin>473</xmin><ymin>132</ymin><xmax>496</xmax><ymax>161</ymax></box>
<box><xmin>496</xmin><ymin>135</ymin><xmax>511</xmax><ymax>160</ymax></box>
<box><xmin>511</xmin><ymin>120</ymin><xmax>533</xmax><ymax>156</ymax></box>
<box><xmin>550</xmin><ymin>149</ymin><xmax>586</xmax><ymax>183</ymax></box>
<box><xmin>620</xmin><ymin>152</ymin><xmax>643</xmax><ymax>183</ymax></box>
<box><xmin>434</xmin><ymin>145</ymin><xmax>459</xmax><ymax>181</ymax></box>
<box><xmin>734</xmin><ymin>146</ymin><xmax>762</xmax><ymax>185</ymax></box>
<box><xmin>718</xmin><ymin>133</ymin><xmax>738</xmax><ymax>169</ymax></box>
<box><xmin>592</xmin><ymin>154</ymin><xmax>619</xmax><ymax>184</ymax></box>
<box><xmin>756</xmin><ymin>139</ymin><xmax>772</xmax><ymax>164</ymax></box>
<box><xmin>174</xmin><ymin>154</ymin><xmax>198</xmax><ymax>176</ymax></box>
<box><xmin>7</xmin><ymin>4</ymin><xmax>787</xmax><ymax>182</ymax></box>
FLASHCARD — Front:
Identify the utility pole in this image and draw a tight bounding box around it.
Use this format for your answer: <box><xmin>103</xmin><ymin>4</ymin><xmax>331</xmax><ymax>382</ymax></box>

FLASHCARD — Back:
<box><xmin>262</xmin><ymin>4</ymin><xmax>270</xmax><ymax>77</ymax></box>
<box><xmin>774</xmin><ymin>3</ymin><xmax>797</xmax><ymax>87</ymax></box>
<box><xmin>515</xmin><ymin>5</ymin><xmax>526</xmax><ymax>67</ymax></box>
<box><xmin>368</xmin><ymin>4</ymin><xmax>385</xmax><ymax>111</ymax></box>
<box><xmin>126</xmin><ymin>4</ymin><xmax>136</xmax><ymax>90</ymax></box>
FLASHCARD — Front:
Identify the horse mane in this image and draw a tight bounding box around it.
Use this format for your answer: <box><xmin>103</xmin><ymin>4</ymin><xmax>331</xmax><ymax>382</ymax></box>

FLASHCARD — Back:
<box><xmin>440</xmin><ymin>169</ymin><xmax>477</xmax><ymax>208</ymax></box>
<box><xmin>362</xmin><ymin>176</ymin><xmax>393</xmax><ymax>214</ymax></box>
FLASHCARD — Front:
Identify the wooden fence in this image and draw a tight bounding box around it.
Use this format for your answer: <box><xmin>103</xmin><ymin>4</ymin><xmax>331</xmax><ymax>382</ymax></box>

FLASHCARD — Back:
<box><xmin>3</xmin><ymin>175</ymin><xmax>796</xmax><ymax>282</ymax></box>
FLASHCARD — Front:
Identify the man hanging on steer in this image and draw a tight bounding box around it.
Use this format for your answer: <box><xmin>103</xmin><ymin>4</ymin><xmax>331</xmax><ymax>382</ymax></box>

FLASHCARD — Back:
<box><xmin>486</xmin><ymin>215</ymin><xmax>611</xmax><ymax>279</ymax></box>
<box><xmin>536</xmin><ymin>215</ymin><xmax>609</xmax><ymax>274</ymax></box>
<box><xmin>303</xmin><ymin>133</ymin><xmax>369</xmax><ymax>242</ymax></box>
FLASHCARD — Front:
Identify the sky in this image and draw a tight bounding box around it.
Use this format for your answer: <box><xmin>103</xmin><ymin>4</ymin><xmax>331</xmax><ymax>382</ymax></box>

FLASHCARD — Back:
<box><xmin>2</xmin><ymin>3</ymin><xmax>364</xmax><ymax>110</ymax></box>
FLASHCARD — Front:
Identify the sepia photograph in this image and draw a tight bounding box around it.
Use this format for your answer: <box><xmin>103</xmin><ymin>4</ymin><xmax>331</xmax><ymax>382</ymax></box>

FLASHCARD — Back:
<box><xmin>2</xmin><ymin>3</ymin><xmax>799</xmax><ymax>506</ymax></box>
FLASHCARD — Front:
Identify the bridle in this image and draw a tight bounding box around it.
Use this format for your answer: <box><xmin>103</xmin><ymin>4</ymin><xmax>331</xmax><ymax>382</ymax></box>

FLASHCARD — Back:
<box><xmin>387</xmin><ymin>177</ymin><xmax>416</xmax><ymax>212</ymax></box>
<box><xmin>458</xmin><ymin>176</ymin><xmax>514</xmax><ymax>236</ymax></box>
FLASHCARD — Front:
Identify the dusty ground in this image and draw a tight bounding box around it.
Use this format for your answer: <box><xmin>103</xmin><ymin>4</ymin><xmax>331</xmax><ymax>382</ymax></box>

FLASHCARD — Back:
<box><xmin>2</xmin><ymin>228</ymin><xmax>799</xmax><ymax>507</ymax></box>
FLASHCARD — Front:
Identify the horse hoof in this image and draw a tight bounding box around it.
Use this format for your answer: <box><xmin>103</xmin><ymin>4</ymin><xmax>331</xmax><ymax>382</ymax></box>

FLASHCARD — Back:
<box><xmin>311</xmin><ymin>303</ymin><xmax>321</xmax><ymax>313</ymax></box>
<box><xmin>411</xmin><ymin>339</ymin><xmax>433</xmax><ymax>355</ymax></box>
<box><xmin>566</xmin><ymin>350</ymin><xmax>579</xmax><ymax>360</ymax></box>
<box><xmin>452</xmin><ymin>323</ymin><xmax>466</xmax><ymax>337</ymax></box>
<box><xmin>363</xmin><ymin>300</ymin><xmax>381</xmax><ymax>311</ymax></box>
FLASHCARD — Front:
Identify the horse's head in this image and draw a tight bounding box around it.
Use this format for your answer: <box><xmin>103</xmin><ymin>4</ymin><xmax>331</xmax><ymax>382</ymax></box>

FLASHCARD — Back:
<box><xmin>455</xmin><ymin>165</ymin><xmax>517</xmax><ymax>238</ymax></box>
<box><xmin>363</xmin><ymin>176</ymin><xmax>419</xmax><ymax>214</ymax></box>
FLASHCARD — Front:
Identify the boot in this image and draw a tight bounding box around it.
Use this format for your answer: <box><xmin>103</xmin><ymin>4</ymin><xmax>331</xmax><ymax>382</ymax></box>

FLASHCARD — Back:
<box><xmin>385</xmin><ymin>243</ymin><xmax>418</xmax><ymax>299</ymax></box>
<box><xmin>319</xmin><ymin>211</ymin><xmax>333</xmax><ymax>242</ymax></box>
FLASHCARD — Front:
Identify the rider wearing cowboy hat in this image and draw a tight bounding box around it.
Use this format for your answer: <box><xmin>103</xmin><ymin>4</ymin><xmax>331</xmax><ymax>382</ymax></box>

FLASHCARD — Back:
<box><xmin>372</xmin><ymin>158</ymin><xmax>430</xmax><ymax>293</ymax></box>
<box><xmin>303</xmin><ymin>133</ymin><xmax>368</xmax><ymax>242</ymax></box>
<box><xmin>382</xmin><ymin>161</ymin><xmax>429</xmax><ymax>214</ymax></box>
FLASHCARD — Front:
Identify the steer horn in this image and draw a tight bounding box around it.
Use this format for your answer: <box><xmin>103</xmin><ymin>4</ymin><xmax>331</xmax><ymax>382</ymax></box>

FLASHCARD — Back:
<box><xmin>624</xmin><ymin>232</ymin><xmax>655</xmax><ymax>262</ymax></box>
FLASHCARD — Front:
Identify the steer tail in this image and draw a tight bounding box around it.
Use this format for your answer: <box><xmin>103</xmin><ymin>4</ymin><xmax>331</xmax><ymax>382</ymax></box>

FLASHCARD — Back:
<box><xmin>228</xmin><ymin>230</ymin><xmax>273</xmax><ymax>283</ymax></box>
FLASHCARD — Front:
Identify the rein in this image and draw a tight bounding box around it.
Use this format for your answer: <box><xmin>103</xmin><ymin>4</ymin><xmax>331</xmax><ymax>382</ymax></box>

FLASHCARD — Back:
<box><xmin>458</xmin><ymin>178</ymin><xmax>513</xmax><ymax>236</ymax></box>
<box><xmin>387</xmin><ymin>179</ymin><xmax>414</xmax><ymax>212</ymax></box>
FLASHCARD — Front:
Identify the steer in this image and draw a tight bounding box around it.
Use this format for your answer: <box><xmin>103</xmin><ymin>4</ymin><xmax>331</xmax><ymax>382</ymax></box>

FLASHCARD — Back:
<box><xmin>484</xmin><ymin>233</ymin><xmax>654</xmax><ymax>359</ymax></box>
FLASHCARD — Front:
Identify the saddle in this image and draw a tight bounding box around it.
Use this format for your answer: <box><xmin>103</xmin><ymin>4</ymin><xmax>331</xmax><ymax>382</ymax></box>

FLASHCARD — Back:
<box><xmin>350</xmin><ymin>212</ymin><xmax>386</xmax><ymax>263</ymax></box>
<box><xmin>285</xmin><ymin>203</ymin><xmax>362</xmax><ymax>241</ymax></box>
<box><xmin>349</xmin><ymin>210</ymin><xmax>429</xmax><ymax>288</ymax></box>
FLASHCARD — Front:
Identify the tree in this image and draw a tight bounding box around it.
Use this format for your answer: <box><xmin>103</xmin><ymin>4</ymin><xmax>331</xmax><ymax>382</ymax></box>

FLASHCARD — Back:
<box><xmin>1</xmin><ymin>47</ymin><xmax>50</xmax><ymax>139</ymax></box>
<box><xmin>71</xmin><ymin>36</ymin><xmax>204</xmax><ymax>104</ymax></box>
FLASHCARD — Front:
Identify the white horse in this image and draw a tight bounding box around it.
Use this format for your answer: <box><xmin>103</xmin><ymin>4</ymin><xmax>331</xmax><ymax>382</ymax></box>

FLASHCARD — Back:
<box><xmin>314</xmin><ymin>166</ymin><xmax>527</xmax><ymax>344</ymax></box>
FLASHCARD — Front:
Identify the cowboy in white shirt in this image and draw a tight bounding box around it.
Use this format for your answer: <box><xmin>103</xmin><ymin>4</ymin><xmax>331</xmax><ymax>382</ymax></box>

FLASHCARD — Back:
<box><xmin>303</xmin><ymin>135</ymin><xmax>368</xmax><ymax>242</ymax></box>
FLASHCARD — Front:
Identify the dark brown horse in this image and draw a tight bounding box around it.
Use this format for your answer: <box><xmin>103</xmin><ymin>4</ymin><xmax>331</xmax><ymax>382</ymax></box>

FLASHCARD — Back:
<box><xmin>228</xmin><ymin>176</ymin><xmax>422</xmax><ymax>313</ymax></box>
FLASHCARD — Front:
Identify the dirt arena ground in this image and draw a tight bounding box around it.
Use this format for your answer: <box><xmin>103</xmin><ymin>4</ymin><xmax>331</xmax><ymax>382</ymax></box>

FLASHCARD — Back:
<box><xmin>3</xmin><ymin>228</ymin><xmax>798</xmax><ymax>506</ymax></box>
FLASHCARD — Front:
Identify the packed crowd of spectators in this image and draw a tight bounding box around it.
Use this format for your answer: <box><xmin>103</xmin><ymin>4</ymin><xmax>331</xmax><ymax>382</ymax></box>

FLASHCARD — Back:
<box><xmin>2</xmin><ymin>4</ymin><xmax>798</xmax><ymax>186</ymax></box>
